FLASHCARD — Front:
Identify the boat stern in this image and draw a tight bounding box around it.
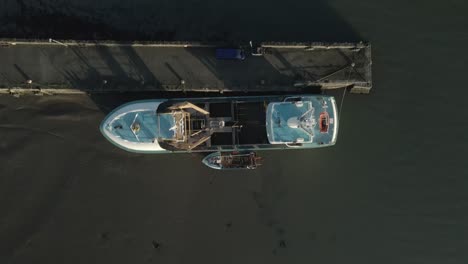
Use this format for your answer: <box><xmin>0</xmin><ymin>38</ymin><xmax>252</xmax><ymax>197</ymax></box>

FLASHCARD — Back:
<box><xmin>265</xmin><ymin>95</ymin><xmax>339</xmax><ymax>148</ymax></box>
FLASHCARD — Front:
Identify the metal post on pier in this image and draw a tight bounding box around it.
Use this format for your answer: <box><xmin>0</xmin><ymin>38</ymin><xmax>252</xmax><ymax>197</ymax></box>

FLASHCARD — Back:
<box><xmin>48</xmin><ymin>38</ymin><xmax>68</xmax><ymax>47</ymax></box>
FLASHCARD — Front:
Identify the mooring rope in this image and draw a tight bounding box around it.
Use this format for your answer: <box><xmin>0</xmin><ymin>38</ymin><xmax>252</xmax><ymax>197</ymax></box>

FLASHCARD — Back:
<box><xmin>338</xmin><ymin>63</ymin><xmax>354</xmax><ymax>119</ymax></box>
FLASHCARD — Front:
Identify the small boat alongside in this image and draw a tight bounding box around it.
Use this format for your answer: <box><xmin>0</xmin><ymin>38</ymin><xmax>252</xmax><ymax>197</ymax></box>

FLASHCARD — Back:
<box><xmin>202</xmin><ymin>151</ymin><xmax>262</xmax><ymax>170</ymax></box>
<box><xmin>100</xmin><ymin>94</ymin><xmax>338</xmax><ymax>153</ymax></box>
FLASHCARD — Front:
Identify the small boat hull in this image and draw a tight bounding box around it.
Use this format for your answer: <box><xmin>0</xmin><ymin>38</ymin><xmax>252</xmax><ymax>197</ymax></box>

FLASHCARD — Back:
<box><xmin>202</xmin><ymin>152</ymin><xmax>261</xmax><ymax>170</ymax></box>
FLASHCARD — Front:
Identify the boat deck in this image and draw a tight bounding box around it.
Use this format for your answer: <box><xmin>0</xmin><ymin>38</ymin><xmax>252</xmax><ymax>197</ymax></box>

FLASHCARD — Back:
<box><xmin>207</xmin><ymin>101</ymin><xmax>269</xmax><ymax>146</ymax></box>
<box><xmin>0</xmin><ymin>40</ymin><xmax>372</xmax><ymax>95</ymax></box>
<box><xmin>158</xmin><ymin>99</ymin><xmax>270</xmax><ymax>150</ymax></box>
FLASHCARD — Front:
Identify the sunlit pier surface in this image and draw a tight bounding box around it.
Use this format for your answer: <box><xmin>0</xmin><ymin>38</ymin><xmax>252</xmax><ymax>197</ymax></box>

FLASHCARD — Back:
<box><xmin>0</xmin><ymin>39</ymin><xmax>372</xmax><ymax>95</ymax></box>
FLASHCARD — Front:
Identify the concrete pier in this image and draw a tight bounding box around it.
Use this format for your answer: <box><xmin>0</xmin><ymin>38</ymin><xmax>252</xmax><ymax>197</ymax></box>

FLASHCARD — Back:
<box><xmin>0</xmin><ymin>39</ymin><xmax>372</xmax><ymax>95</ymax></box>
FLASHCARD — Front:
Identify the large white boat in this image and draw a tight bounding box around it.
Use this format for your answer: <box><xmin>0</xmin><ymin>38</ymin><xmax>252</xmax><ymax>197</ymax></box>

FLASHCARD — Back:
<box><xmin>100</xmin><ymin>94</ymin><xmax>338</xmax><ymax>153</ymax></box>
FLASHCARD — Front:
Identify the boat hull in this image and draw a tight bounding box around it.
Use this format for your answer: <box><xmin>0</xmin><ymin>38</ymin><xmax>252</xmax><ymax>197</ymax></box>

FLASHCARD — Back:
<box><xmin>100</xmin><ymin>94</ymin><xmax>338</xmax><ymax>153</ymax></box>
<box><xmin>202</xmin><ymin>152</ymin><xmax>260</xmax><ymax>170</ymax></box>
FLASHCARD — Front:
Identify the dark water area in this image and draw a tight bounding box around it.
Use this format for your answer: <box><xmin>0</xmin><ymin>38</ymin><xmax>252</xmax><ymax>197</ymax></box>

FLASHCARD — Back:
<box><xmin>1</xmin><ymin>0</ymin><xmax>468</xmax><ymax>263</ymax></box>
<box><xmin>0</xmin><ymin>0</ymin><xmax>360</xmax><ymax>41</ymax></box>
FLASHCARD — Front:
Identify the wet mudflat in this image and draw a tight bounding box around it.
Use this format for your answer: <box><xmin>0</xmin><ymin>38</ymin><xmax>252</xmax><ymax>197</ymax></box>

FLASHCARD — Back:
<box><xmin>1</xmin><ymin>0</ymin><xmax>468</xmax><ymax>263</ymax></box>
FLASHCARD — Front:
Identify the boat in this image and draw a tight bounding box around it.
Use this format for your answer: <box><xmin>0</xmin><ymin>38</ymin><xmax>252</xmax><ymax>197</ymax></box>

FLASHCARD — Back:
<box><xmin>202</xmin><ymin>151</ymin><xmax>262</xmax><ymax>170</ymax></box>
<box><xmin>100</xmin><ymin>94</ymin><xmax>338</xmax><ymax>153</ymax></box>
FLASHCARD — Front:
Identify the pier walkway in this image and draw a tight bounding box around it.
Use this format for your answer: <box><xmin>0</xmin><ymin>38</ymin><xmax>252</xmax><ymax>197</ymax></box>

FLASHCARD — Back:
<box><xmin>0</xmin><ymin>40</ymin><xmax>372</xmax><ymax>95</ymax></box>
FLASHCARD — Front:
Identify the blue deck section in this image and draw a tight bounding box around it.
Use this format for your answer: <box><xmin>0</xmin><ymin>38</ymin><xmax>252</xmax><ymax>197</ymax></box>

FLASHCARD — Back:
<box><xmin>267</xmin><ymin>101</ymin><xmax>314</xmax><ymax>143</ymax></box>
<box><xmin>108</xmin><ymin>111</ymin><xmax>158</xmax><ymax>142</ymax></box>
<box><xmin>266</xmin><ymin>96</ymin><xmax>338</xmax><ymax>146</ymax></box>
<box><xmin>106</xmin><ymin>111</ymin><xmax>176</xmax><ymax>143</ymax></box>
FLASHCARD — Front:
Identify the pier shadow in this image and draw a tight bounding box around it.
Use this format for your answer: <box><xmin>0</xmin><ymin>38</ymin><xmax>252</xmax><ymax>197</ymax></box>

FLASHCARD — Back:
<box><xmin>60</xmin><ymin>45</ymin><xmax>166</xmax><ymax>112</ymax></box>
<box><xmin>13</xmin><ymin>64</ymin><xmax>31</xmax><ymax>81</ymax></box>
<box><xmin>63</xmin><ymin>45</ymin><xmax>162</xmax><ymax>91</ymax></box>
<box><xmin>186</xmin><ymin>47</ymin><xmax>294</xmax><ymax>91</ymax></box>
